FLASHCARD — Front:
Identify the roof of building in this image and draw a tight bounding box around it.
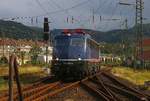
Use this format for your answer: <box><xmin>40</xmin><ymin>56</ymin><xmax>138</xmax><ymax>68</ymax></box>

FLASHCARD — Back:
<box><xmin>0</xmin><ymin>38</ymin><xmax>45</xmax><ymax>46</ymax></box>
<box><xmin>143</xmin><ymin>38</ymin><xmax>150</xmax><ymax>46</ymax></box>
<box><xmin>141</xmin><ymin>51</ymin><xmax>150</xmax><ymax>60</ymax></box>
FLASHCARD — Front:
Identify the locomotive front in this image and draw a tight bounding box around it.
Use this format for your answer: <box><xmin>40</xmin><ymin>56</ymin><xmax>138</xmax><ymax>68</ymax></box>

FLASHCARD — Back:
<box><xmin>51</xmin><ymin>31</ymin><xmax>88</xmax><ymax>80</ymax></box>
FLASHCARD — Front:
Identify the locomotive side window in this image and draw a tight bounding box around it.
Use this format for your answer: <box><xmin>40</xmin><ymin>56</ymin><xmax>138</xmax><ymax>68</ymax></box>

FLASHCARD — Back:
<box><xmin>87</xmin><ymin>39</ymin><xmax>99</xmax><ymax>59</ymax></box>
<box><xmin>87</xmin><ymin>39</ymin><xmax>99</xmax><ymax>50</ymax></box>
<box><xmin>70</xmin><ymin>38</ymin><xmax>84</xmax><ymax>46</ymax></box>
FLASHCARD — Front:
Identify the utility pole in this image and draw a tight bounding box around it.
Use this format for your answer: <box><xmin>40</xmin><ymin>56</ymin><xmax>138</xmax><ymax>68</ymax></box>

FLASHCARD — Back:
<box><xmin>121</xmin><ymin>19</ymin><xmax>128</xmax><ymax>62</ymax></box>
<box><xmin>135</xmin><ymin>0</ymin><xmax>144</xmax><ymax>68</ymax></box>
<box><xmin>119</xmin><ymin>1</ymin><xmax>135</xmax><ymax>67</ymax></box>
<box><xmin>2</xmin><ymin>31</ymin><xmax>5</xmax><ymax>57</ymax></box>
<box><xmin>92</xmin><ymin>9</ymin><xmax>95</xmax><ymax>24</ymax></box>
<box><xmin>125</xmin><ymin>19</ymin><xmax>128</xmax><ymax>30</ymax></box>
<box><xmin>124</xmin><ymin>19</ymin><xmax>128</xmax><ymax>57</ymax></box>
<box><xmin>119</xmin><ymin>0</ymin><xmax>144</xmax><ymax>68</ymax></box>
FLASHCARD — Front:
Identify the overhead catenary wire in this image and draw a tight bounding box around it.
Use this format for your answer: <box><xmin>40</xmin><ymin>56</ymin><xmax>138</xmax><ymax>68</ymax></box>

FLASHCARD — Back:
<box><xmin>0</xmin><ymin>0</ymin><xmax>138</xmax><ymax>31</ymax></box>
<box><xmin>49</xmin><ymin>0</ymin><xmax>93</xmax><ymax>28</ymax></box>
<box><xmin>34</xmin><ymin>0</ymin><xmax>91</xmax><ymax>18</ymax></box>
<box><xmin>0</xmin><ymin>0</ymin><xmax>90</xmax><ymax>20</ymax></box>
<box><xmin>118</xmin><ymin>0</ymin><xmax>135</xmax><ymax>29</ymax></box>
<box><xmin>0</xmin><ymin>0</ymin><xmax>111</xmax><ymax>28</ymax></box>
<box><xmin>79</xmin><ymin>0</ymin><xmax>112</xmax><ymax>29</ymax></box>
<box><xmin>35</xmin><ymin>0</ymin><xmax>93</xmax><ymax>28</ymax></box>
<box><xmin>35</xmin><ymin>0</ymin><xmax>55</xmax><ymax>23</ymax></box>
<box><xmin>94</xmin><ymin>0</ymin><xmax>120</xmax><ymax>30</ymax></box>
<box><xmin>0</xmin><ymin>0</ymin><xmax>91</xmax><ymax>27</ymax></box>
<box><xmin>50</xmin><ymin>0</ymin><xmax>80</xmax><ymax>24</ymax></box>
<box><xmin>102</xmin><ymin>2</ymin><xmax>120</xmax><ymax>31</ymax></box>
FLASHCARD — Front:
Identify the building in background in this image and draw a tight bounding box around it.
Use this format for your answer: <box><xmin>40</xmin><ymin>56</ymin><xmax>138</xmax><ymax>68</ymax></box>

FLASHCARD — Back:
<box><xmin>143</xmin><ymin>38</ymin><xmax>150</xmax><ymax>67</ymax></box>
<box><xmin>0</xmin><ymin>38</ymin><xmax>53</xmax><ymax>65</ymax></box>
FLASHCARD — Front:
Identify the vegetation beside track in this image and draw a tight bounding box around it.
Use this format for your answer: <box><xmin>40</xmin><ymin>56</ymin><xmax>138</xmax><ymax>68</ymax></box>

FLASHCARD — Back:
<box><xmin>0</xmin><ymin>65</ymin><xmax>47</xmax><ymax>91</ymax></box>
<box><xmin>0</xmin><ymin>65</ymin><xmax>45</xmax><ymax>76</ymax></box>
<box><xmin>111</xmin><ymin>67</ymin><xmax>150</xmax><ymax>86</ymax></box>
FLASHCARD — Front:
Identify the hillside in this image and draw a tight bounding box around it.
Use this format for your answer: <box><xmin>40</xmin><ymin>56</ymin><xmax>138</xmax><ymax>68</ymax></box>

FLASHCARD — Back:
<box><xmin>0</xmin><ymin>20</ymin><xmax>150</xmax><ymax>43</ymax></box>
<box><xmin>0</xmin><ymin>20</ymin><xmax>43</xmax><ymax>40</ymax></box>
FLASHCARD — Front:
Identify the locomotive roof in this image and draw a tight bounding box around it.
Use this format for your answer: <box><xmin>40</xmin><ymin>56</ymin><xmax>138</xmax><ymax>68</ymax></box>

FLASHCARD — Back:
<box><xmin>55</xmin><ymin>33</ymin><xmax>92</xmax><ymax>39</ymax></box>
<box><xmin>54</xmin><ymin>32</ymin><xmax>99</xmax><ymax>46</ymax></box>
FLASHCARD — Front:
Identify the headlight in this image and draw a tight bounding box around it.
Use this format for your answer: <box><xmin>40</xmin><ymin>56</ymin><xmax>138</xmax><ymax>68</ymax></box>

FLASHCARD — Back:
<box><xmin>78</xmin><ymin>58</ymin><xmax>81</xmax><ymax>61</ymax></box>
<box><xmin>56</xmin><ymin>58</ymin><xmax>59</xmax><ymax>61</ymax></box>
<box><xmin>67</xmin><ymin>33</ymin><xmax>71</xmax><ymax>36</ymax></box>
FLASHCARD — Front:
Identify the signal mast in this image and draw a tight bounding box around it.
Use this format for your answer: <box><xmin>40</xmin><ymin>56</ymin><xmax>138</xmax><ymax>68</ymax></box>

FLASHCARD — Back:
<box><xmin>43</xmin><ymin>17</ymin><xmax>50</xmax><ymax>64</ymax></box>
<box><xmin>135</xmin><ymin>0</ymin><xmax>144</xmax><ymax>67</ymax></box>
<box><xmin>119</xmin><ymin>0</ymin><xmax>144</xmax><ymax>68</ymax></box>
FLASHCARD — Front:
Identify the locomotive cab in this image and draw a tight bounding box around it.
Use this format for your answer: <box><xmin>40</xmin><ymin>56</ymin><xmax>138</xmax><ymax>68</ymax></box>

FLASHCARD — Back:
<box><xmin>51</xmin><ymin>30</ymin><xmax>101</xmax><ymax>81</ymax></box>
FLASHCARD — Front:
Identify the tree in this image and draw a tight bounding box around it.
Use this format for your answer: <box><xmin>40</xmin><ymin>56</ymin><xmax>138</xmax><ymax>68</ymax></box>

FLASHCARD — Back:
<box><xmin>0</xmin><ymin>56</ymin><xmax>8</xmax><ymax>64</ymax></box>
<box><xmin>20</xmin><ymin>51</ymin><xmax>26</xmax><ymax>65</ymax></box>
<box><xmin>29</xmin><ymin>46</ymin><xmax>42</xmax><ymax>64</ymax></box>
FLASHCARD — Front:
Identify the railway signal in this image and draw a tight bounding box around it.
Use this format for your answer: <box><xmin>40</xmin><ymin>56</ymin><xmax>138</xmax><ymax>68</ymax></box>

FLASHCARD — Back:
<box><xmin>99</xmin><ymin>15</ymin><xmax>102</xmax><ymax>21</ymax></box>
<box><xmin>43</xmin><ymin>17</ymin><xmax>50</xmax><ymax>64</ymax></box>
<box><xmin>43</xmin><ymin>17</ymin><xmax>49</xmax><ymax>42</ymax></box>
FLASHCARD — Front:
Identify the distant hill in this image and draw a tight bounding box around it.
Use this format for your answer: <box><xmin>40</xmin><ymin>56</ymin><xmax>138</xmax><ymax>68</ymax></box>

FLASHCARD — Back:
<box><xmin>0</xmin><ymin>20</ymin><xmax>150</xmax><ymax>43</ymax></box>
<box><xmin>0</xmin><ymin>20</ymin><xmax>43</xmax><ymax>40</ymax></box>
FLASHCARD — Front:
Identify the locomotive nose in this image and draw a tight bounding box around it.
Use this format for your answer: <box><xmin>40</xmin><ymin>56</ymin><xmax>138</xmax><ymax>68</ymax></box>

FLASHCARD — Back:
<box><xmin>54</xmin><ymin>46</ymin><xmax>69</xmax><ymax>59</ymax></box>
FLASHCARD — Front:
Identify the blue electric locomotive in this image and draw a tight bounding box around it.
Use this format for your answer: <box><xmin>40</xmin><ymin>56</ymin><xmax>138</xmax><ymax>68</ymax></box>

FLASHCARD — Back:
<box><xmin>51</xmin><ymin>29</ymin><xmax>101</xmax><ymax>80</ymax></box>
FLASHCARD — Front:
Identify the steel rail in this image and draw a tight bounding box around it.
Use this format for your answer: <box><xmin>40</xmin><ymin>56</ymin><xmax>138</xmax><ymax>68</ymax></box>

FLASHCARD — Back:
<box><xmin>81</xmin><ymin>81</ymin><xmax>111</xmax><ymax>101</ymax></box>
<box><xmin>102</xmin><ymin>72</ymin><xmax>149</xmax><ymax>99</ymax></box>
<box><xmin>95</xmin><ymin>76</ymin><xmax>115</xmax><ymax>99</ymax></box>
<box><xmin>0</xmin><ymin>75</ymin><xmax>51</xmax><ymax>98</ymax></box>
<box><xmin>24</xmin><ymin>82</ymin><xmax>60</xmax><ymax>101</ymax></box>
<box><xmin>32</xmin><ymin>81</ymin><xmax>80</xmax><ymax>101</ymax></box>
<box><xmin>1</xmin><ymin>82</ymin><xmax>59</xmax><ymax>101</ymax></box>
<box><xmin>104</xmin><ymin>82</ymin><xmax>148</xmax><ymax>101</ymax></box>
<box><xmin>91</xmin><ymin>77</ymin><xmax>123</xmax><ymax>101</ymax></box>
<box><xmin>0</xmin><ymin>75</ymin><xmax>52</xmax><ymax>100</ymax></box>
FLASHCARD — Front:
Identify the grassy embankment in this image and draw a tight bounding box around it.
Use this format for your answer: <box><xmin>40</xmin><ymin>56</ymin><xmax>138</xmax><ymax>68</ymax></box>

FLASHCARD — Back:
<box><xmin>0</xmin><ymin>65</ymin><xmax>47</xmax><ymax>91</ymax></box>
<box><xmin>111</xmin><ymin>67</ymin><xmax>150</xmax><ymax>86</ymax></box>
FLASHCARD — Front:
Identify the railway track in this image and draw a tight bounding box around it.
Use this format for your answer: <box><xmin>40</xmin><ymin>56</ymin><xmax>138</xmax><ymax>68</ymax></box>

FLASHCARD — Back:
<box><xmin>83</xmin><ymin>71</ymin><xmax>150</xmax><ymax>101</ymax></box>
<box><xmin>0</xmin><ymin>76</ymin><xmax>52</xmax><ymax>101</ymax></box>
<box><xmin>0</xmin><ymin>68</ymin><xmax>150</xmax><ymax>101</ymax></box>
<box><xmin>0</xmin><ymin>75</ymin><xmax>52</xmax><ymax>97</ymax></box>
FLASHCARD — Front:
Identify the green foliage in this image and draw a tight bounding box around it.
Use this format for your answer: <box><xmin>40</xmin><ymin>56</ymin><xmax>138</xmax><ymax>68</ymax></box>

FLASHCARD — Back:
<box><xmin>0</xmin><ymin>66</ymin><xmax>46</xmax><ymax>91</ymax></box>
<box><xmin>29</xmin><ymin>46</ymin><xmax>42</xmax><ymax>65</ymax></box>
<box><xmin>100</xmin><ymin>42</ymin><xmax>134</xmax><ymax>57</ymax></box>
<box><xmin>0</xmin><ymin>20</ymin><xmax>43</xmax><ymax>40</ymax></box>
<box><xmin>0</xmin><ymin>20</ymin><xmax>149</xmax><ymax>62</ymax></box>
<box><xmin>112</xmin><ymin>67</ymin><xmax>150</xmax><ymax>85</ymax></box>
<box><xmin>20</xmin><ymin>51</ymin><xmax>26</xmax><ymax>65</ymax></box>
<box><xmin>0</xmin><ymin>20</ymin><xmax>150</xmax><ymax>43</ymax></box>
<box><xmin>0</xmin><ymin>56</ymin><xmax>8</xmax><ymax>64</ymax></box>
<box><xmin>101</xmin><ymin>60</ymin><xmax>122</xmax><ymax>67</ymax></box>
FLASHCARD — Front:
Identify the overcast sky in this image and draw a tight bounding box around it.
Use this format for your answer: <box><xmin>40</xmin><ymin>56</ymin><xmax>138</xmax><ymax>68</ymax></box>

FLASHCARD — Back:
<box><xmin>0</xmin><ymin>0</ymin><xmax>150</xmax><ymax>31</ymax></box>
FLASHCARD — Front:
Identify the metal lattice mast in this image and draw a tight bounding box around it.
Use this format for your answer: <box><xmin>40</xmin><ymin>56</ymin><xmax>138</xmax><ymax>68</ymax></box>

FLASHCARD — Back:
<box><xmin>135</xmin><ymin>0</ymin><xmax>144</xmax><ymax>66</ymax></box>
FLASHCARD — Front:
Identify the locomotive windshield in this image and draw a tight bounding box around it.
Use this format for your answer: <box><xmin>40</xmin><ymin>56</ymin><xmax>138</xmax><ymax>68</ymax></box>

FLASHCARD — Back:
<box><xmin>70</xmin><ymin>38</ymin><xmax>84</xmax><ymax>46</ymax></box>
<box><xmin>55</xmin><ymin>37</ymin><xmax>84</xmax><ymax>46</ymax></box>
<box><xmin>53</xmin><ymin>35</ymin><xmax>86</xmax><ymax>59</ymax></box>
<box><xmin>55</xmin><ymin>38</ymin><xmax>69</xmax><ymax>46</ymax></box>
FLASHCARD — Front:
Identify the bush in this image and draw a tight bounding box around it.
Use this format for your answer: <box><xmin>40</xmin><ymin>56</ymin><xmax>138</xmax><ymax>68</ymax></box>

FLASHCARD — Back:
<box><xmin>0</xmin><ymin>56</ymin><xmax>8</xmax><ymax>64</ymax></box>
